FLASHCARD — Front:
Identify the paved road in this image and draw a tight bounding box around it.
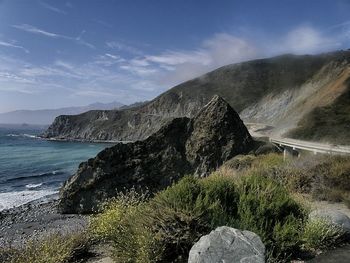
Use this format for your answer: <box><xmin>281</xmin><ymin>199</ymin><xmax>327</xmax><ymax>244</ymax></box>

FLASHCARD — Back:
<box><xmin>270</xmin><ymin>137</ymin><xmax>350</xmax><ymax>155</ymax></box>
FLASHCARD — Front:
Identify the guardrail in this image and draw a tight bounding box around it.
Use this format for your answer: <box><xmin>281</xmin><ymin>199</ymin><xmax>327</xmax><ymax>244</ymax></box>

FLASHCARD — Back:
<box><xmin>270</xmin><ymin>137</ymin><xmax>350</xmax><ymax>155</ymax></box>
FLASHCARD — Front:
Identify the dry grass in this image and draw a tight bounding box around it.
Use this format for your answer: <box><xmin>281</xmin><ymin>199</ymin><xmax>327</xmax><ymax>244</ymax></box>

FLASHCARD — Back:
<box><xmin>0</xmin><ymin>232</ymin><xmax>90</xmax><ymax>263</ymax></box>
<box><xmin>224</xmin><ymin>153</ymin><xmax>350</xmax><ymax>208</ymax></box>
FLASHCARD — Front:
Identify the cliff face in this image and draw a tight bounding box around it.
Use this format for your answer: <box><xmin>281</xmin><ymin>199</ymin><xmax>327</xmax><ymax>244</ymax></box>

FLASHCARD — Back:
<box><xmin>58</xmin><ymin>96</ymin><xmax>254</xmax><ymax>213</ymax></box>
<box><xmin>43</xmin><ymin>50</ymin><xmax>350</xmax><ymax>142</ymax></box>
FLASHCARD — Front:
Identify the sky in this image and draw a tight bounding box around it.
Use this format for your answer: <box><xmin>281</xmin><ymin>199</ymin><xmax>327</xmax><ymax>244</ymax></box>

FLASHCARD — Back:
<box><xmin>0</xmin><ymin>0</ymin><xmax>350</xmax><ymax>112</ymax></box>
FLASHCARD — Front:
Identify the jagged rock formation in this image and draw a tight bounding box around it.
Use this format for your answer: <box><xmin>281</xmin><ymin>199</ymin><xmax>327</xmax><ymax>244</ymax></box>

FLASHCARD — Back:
<box><xmin>58</xmin><ymin>96</ymin><xmax>254</xmax><ymax>213</ymax></box>
<box><xmin>188</xmin><ymin>226</ymin><xmax>265</xmax><ymax>263</ymax></box>
<box><xmin>42</xmin><ymin>50</ymin><xmax>350</xmax><ymax>143</ymax></box>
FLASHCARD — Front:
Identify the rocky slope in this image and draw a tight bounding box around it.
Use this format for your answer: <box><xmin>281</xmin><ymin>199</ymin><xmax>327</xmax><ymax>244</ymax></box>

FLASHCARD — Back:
<box><xmin>43</xmin><ymin>50</ymin><xmax>350</xmax><ymax>143</ymax></box>
<box><xmin>58</xmin><ymin>96</ymin><xmax>254</xmax><ymax>213</ymax></box>
<box><xmin>287</xmin><ymin>78</ymin><xmax>350</xmax><ymax>144</ymax></box>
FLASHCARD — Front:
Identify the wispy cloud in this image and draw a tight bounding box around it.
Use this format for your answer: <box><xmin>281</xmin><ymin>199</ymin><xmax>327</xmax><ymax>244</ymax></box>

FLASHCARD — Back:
<box><xmin>13</xmin><ymin>24</ymin><xmax>61</xmax><ymax>38</ymax></box>
<box><xmin>0</xmin><ymin>40</ymin><xmax>29</xmax><ymax>53</ymax></box>
<box><xmin>106</xmin><ymin>41</ymin><xmax>143</xmax><ymax>55</ymax></box>
<box><xmin>13</xmin><ymin>24</ymin><xmax>95</xmax><ymax>49</ymax></box>
<box><xmin>120</xmin><ymin>33</ymin><xmax>258</xmax><ymax>86</ymax></box>
<box><xmin>118</xmin><ymin>25</ymin><xmax>346</xmax><ymax>88</ymax></box>
<box><xmin>280</xmin><ymin>26</ymin><xmax>341</xmax><ymax>54</ymax></box>
<box><xmin>39</xmin><ymin>1</ymin><xmax>67</xmax><ymax>15</ymax></box>
<box><xmin>2</xmin><ymin>23</ymin><xmax>350</xmax><ymax>110</ymax></box>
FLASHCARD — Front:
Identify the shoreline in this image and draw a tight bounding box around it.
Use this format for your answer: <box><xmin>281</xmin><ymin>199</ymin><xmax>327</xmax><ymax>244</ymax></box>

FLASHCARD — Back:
<box><xmin>0</xmin><ymin>198</ymin><xmax>89</xmax><ymax>248</ymax></box>
<box><xmin>39</xmin><ymin>136</ymin><xmax>132</xmax><ymax>144</ymax></box>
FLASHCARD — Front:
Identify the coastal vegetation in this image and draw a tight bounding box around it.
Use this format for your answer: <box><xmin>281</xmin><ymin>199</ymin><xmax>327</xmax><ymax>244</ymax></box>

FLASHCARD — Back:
<box><xmin>0</xmin><ymin>232</ymin><xmax>90</xmax><ymax>263</ymax></box>
<box><xmin>2</xmin><ymin>153</ymin><xmax>350</xmax><ymax>263</ymax></box>
<box><xmin>88</xmin><ymin>153</ymin><xmax>350</xmax><ymax>262</ymax></box>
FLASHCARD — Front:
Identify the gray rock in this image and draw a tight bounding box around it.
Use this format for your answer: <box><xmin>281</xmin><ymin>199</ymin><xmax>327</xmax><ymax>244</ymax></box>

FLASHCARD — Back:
<box><xmin>188</xmin><ymin>226</ymin><xmax>265</xmax><ymax>263</ymax></box>
<box><xmin>58</xmin><ymin>95</ymin><xmax>254</xmax><ymax>213</ymax></box>
<box><xmin>309</xmin><ymin>209</ymin><xmax>350</xmax><ymax>233</ymax></box>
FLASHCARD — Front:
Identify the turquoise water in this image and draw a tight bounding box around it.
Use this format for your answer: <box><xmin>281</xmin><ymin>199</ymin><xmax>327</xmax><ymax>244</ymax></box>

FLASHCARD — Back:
<box><xmin>0</xmin><ymin>127</ymin><xmax>110</xmax><ymax>210</ymax></box>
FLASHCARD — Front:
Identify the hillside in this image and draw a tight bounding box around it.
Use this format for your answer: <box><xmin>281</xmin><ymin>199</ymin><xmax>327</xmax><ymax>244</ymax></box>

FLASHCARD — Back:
<box><xmin>288</xmin><ymin>78</ymin><xmax>350</xmax><ymax>144</ymax></box>
<box><xmin>42</xmin><ymin>50</ymin><xmax>350</xmax><ymax>143</ymax></box>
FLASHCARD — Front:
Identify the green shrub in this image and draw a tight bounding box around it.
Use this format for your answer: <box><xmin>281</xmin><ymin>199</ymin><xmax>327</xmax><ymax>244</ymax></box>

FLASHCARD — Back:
<box><xmin>90</xmin><ymin>174</ymin><xmax>306</xmax><ymax>262</ymax></box>
<box><xmin>310</xmin><ymin>156</ymin><xmax>350</xmax><ymax>203</ymax></box>
<box><xmin>89</xmin><ymin>189</ymin><xmax>158</xmax><ymax>262</ymax></box>
<box><xmin>251</xmin><ymin>153</ymin><xmax>285</xmax><ymax>170</ymax></box>
<box><xmin>237</xmin><ymin>175</ymin><xmax>305</xmax><ymax>259</ymax></box>
<box><xmin>141</xmin><ymin>176</ymin><xmax>238</xmax><ymax>261</ymax></box>
<box><xmin>223</xmin><ymin>154</ymin><xmax>257</xmax><ymax>171</ymax></box>
<box><xmin>302</xmin><ymin>218</ymin><xmax>345</xmax><ymax>251</ymax></box>
<box><xmin>2</xmin><ymin>232</ymin><xmax>89</xmax><ymax>263</ymax></box>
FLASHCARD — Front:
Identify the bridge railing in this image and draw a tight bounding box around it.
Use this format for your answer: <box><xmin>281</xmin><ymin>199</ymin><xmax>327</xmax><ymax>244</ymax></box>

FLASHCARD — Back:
<box><xmin>269</xmin><ymin>138</ymin><xmax>350</xmax><ymax>155</ymax></box>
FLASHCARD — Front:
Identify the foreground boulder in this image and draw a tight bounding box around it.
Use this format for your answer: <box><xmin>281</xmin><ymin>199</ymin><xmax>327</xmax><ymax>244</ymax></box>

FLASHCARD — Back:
<box><xmin>59</xmin><ymin>95</ymin><xmax>254</xmax><ymax>213</ymax></box>
<box><xmin>188</xmin><ymin>226</ymin><xmax>265</xmax><ymax>263</ymax></box>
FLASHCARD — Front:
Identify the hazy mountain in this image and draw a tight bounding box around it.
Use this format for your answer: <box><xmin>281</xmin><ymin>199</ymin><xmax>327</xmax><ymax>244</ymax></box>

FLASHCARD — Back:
<box><xmin>43</xmin><ymin>50</ymin><xmax>350</xmax><ymax>144</ymax></box>
<box><xmin>0</xmin><ymin>101</ymin><xmax>124</xmax><ymax>125</ymax></box>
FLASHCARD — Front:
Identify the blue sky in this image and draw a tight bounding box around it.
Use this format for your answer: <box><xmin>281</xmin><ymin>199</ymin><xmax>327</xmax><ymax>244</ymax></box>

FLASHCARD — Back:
<box><xmin>0</xmin><ymin>0</ymin><xmax>350</xmax><ymax>112</ymax></box>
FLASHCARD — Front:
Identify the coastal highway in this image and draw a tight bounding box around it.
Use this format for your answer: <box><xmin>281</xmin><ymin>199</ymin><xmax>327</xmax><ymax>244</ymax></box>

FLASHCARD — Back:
<box><xmin>245</xmin><ymin>122</ymin><xmax>350</xmax><ymax>156</ymax></box>
<box><xmin>269</xmin><ymin>137</ymin><xmax>350</xmax><ymax>155</ymax></box>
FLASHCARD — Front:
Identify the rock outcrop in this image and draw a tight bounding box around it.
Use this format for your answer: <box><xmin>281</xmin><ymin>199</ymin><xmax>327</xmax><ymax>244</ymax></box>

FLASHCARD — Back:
<box><xmin>58</xmin><ymin>96</ymin><xmax>254</xmax><ymax>213</ymax></box>
<box><xmin>188</xmin><ymin>226</ymin><xmax>265</xmax><ymax>263</ymax></box>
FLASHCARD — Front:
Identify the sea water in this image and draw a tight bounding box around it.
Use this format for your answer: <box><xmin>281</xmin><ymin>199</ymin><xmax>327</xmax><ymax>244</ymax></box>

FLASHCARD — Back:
<box><xmin>0</xmin><ymin>127</ymin><xmax>110</xmax><ymax>211</ymax></box>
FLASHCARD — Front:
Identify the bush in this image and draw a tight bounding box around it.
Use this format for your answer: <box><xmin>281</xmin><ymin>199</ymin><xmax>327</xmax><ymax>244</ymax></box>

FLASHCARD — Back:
<box><xmin>89</xmin><ymin>188</ymin><xmax>158</xmax><ymax>262</ymax></box>
<box><xmin>1</xmin><ymin>232</ymin><xmax>89</xmax><ymax>263</ymax></box>
<box><xmin>310</xmin><ymin>156</ymin><xmax>350</xmax><ymax>203</ymax></box>
<box><xmin>90</xmin><ymin>174</ymin><xmax>306</xmax><ymax>262</ymax></box>
<box><xmin>302</xmin><ymin>218</ymin><xmax>345</xmax><ymax>251</ymax></box>
<box><xmin>242</xmin><ymin>154</ymin><xmax>350</xmax><ymax>204</ymax></box>
<box><xmin>142</xmin><ymin>175</ymin><xmax>239</xmax><ymax>261</ymax></box>
<box><xmin>237</xmin><ymin>175</ymin><xmax>305</xmax><ymax>259</ymax></box>
<box><xmin>223</xmin><ymin>154</ymin><xmax>257</xmax><ymax>171</ymax></box>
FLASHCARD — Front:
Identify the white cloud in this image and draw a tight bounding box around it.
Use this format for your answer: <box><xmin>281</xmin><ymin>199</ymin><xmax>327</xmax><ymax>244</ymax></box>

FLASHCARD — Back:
<box><xmin>3</xmin><ymin>24</ymin><xmax>350</xmax><ymax>109</ymax></box>
<box><xmin>13</xmin><ymin>24</ymin><xmax>95</xmax><ymax>49</ymax></box>
<box><xmin>39</xmin><ymin>1</ymin><xmax>67</xmax><ymax>15</ymax></box>
<box><xmin>106</xmin><ymin>41</ymin><xmax>143</xmax><ymax>55</ymax></box>
<box><xmin>132</xmin><ymin>33</ymin><xmax>259</xmax><ymax>86</ymax></box>
<box><xmin>13</xmin><ymin>24</ymin><xmax>61</xmax><ymax>38</ymax></box>
<box><xmin>0</xmin><ymin>40</ymin><xmax>29</xmax><ymax>53</ymax></box>
<box><xmin>281</xmin><ymin>26</ymin><xmax>341</xmax><ymax>54</ymax></box>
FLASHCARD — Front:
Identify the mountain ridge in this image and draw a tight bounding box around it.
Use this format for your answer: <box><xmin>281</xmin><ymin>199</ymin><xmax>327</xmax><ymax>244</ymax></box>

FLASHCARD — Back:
<box><xmin>0</xmin><ymin>101</ymin><xmax>124</xmax><ymax>125</ymax></box>
<box><xmin>42</xmin><ymin>50</ymin><xmax>350</xmax><ymax>144</ymax></box>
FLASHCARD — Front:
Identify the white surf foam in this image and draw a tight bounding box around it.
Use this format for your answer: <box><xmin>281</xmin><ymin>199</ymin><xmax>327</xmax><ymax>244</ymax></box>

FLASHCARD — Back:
<box><xmin>25</xmin><ymin>183</ymin><xmax>43</xmax><ymax>189</ymax></box>
<box><xmin>0</xmin><ymin>189</ymin><xmax>58</xmax><ymax>211</ymax></box>
<box><xmin>22</xmin><ymin>134</ymin><xmax>37</xmax><ymax>138</ymax></box>
<box><xmin>6</xmin><ymin>134</ymin><xmax>20</xmax><ymax>137</ymax></box>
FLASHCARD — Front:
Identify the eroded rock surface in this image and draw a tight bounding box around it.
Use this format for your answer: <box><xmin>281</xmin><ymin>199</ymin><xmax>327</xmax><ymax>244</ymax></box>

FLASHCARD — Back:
<box><xmin>58</xmin><ymin>95</ymin><xmax>253</xmax><ymax>213</ymax></box>
<box><xmin>188</xmin><ymin>226</ymin><xmax>265</xmax><ymax>263</ymax></box>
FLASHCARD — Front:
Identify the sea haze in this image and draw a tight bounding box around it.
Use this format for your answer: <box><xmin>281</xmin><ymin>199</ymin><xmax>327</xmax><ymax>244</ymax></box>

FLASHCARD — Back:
<box><xmin>0</xmin><ymin>127</ymin><xmax>110</xmax><ymax>211</ymax></box>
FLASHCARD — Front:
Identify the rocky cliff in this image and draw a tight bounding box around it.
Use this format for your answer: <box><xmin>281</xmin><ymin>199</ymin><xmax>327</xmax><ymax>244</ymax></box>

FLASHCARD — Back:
<box><xmin>58</xmin><ymin>96</ymin><xmax>254</xmax><ymax>213</ymax></box>
<box><xmin>43</xmin><ymin>50</ymin><xmax>350</xmax><ymax>143</ymax></box>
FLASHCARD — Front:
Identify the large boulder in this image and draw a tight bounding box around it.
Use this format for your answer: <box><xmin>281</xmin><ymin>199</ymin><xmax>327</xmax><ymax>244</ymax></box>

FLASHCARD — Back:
<box><xmin>58</xmin><ymin>95</ymin><xmax>254</xmax><ymax>213</ymax></box>
<box><xmin>188</xmin><ymin>226</ymin><xmax>265</xmax><ymax>263</ymax></box>
<box><xmin>309</xmin><ymin>209</ymin><xmax>350</xmax><ymax>233</ymax></box>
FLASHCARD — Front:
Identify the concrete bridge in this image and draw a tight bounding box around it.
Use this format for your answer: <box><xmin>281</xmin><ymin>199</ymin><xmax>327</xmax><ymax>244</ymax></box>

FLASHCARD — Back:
<box><xmin>270</xmin><ymin>137</ymin><xmax>350</xmax><ymax>157</ymax></box>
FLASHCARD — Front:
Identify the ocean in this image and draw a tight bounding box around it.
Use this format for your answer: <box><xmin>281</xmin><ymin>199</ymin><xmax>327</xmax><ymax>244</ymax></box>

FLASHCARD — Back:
<box><xmin>0</xmin><ymin>126</ymin><xmax>110</xmax><ymax>211</ymax></box>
